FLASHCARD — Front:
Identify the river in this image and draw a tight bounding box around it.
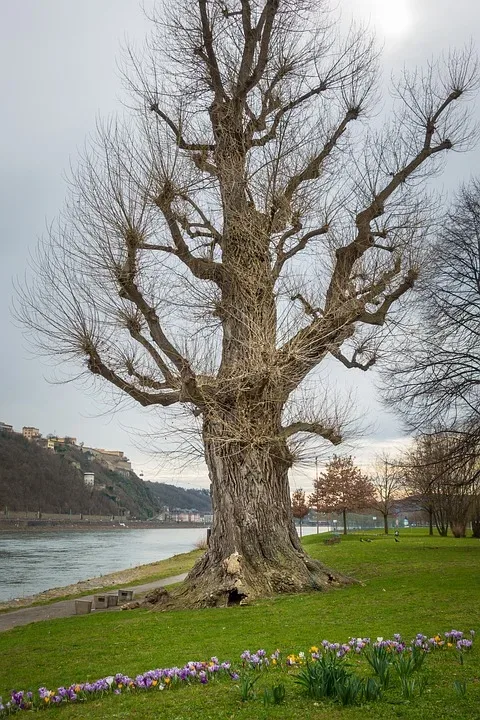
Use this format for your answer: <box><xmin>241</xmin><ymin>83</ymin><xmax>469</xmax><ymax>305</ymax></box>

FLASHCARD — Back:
<box><xmin>0</xmin><ymin>525</ymin><xmax>326</xmax><ymax>603</ymax></box>
<box><xmin>0</xmin><ymin>528</ymin><xmax>207</xmax><ymax>603</ymax></box>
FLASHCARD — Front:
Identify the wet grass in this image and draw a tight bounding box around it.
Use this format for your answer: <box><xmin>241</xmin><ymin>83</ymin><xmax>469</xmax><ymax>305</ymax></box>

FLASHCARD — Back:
<box><xmin>1</xmin><ymin>530</ymin><xmax>479</xmax><ymax>719</ymax></box>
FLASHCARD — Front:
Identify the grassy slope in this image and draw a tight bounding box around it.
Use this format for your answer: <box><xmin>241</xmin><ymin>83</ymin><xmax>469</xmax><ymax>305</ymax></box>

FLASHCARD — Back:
<box><xmin>1</xmin><ymin>530</ymin><xmax>479</xmax><ymax>719</ymax></box>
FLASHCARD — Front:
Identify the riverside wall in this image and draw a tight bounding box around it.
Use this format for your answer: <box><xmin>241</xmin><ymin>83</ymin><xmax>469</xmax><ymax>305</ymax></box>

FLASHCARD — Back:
<box><xmin>0</xmin><ymin>512</ymin><xmax>208</xmax><ymax>532</ymax></box>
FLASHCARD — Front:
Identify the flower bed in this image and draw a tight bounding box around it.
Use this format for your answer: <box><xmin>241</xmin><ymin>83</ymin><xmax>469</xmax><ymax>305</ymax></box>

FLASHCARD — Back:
<box><xmin>0</xmin><ymin>630</ymin><xmax>475</xmax><ymax>716</ymax></box>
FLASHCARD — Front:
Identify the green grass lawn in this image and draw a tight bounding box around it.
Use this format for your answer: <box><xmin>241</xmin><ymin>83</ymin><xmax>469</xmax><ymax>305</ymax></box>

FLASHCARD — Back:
<box><xmin>1</xmin><ymin>530</ymin><xmax>479</xmax><ymax>719</ymax></box>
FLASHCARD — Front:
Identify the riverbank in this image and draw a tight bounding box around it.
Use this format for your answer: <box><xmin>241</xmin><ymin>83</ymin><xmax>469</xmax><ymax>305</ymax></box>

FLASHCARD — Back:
<box><xmin>0</xmin><ymin>548</ymin><xmax>202</xmax><ymax>612</ymax></box>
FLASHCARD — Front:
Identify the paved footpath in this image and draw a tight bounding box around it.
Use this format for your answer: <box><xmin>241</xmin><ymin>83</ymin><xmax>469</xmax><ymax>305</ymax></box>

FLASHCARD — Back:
<box><xmin>0</xmin><ymin>573</ymin><xmax>188</xmax><ymax>633</ymax></box>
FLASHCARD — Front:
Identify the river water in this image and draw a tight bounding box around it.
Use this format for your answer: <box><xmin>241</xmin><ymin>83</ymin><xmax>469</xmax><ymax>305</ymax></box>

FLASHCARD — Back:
<box><xmin>0</xmin><ymin>528</ymin><xmax>207</xmax><ymax>603</ymax></box>
<box><xmin>0</xmin><ymin>525</ymin><xmax>325</xmax><ymax>603</ymax></box>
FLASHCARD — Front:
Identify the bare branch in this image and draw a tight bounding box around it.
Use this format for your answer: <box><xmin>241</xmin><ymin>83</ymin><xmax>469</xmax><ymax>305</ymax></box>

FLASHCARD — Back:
<box><xmin>330</xmin><ymin>347</ymin><xmax>376</xmax><ymax>371</ymax></box>
<box><xmin>281</xmin><ymin>421</ymin><xmax>342</xmax><ymax>445</ymax></box>
<box><xmin>198</xmin><ymin>0</ymin><xmax>227</xmax><ymax>100</ymax></box>
<box><xmin>149</xmin><ymin>102</ymin><xmax>215</xmax><ymax>151</ymax></box>
<box><xmin>86</xmin><ymin>343</ymin><xmax>181</xmax><ymax>407</ymax></box>
<box><xmin>283</xmin><ymin>109</ymin><xmax>359</xmax><ymax>203</ymax></box>
<box><xmin>273</xmin><ymin>224</ymin><xmax>329</xmax><ymax>277</ymax></box>
<box><xmin>359</xmin><ymin>269</ymin><xmax>418</xmax><ymax>325</ymax></box>
<box><xmin>154</xmin><ymin>185</ymin><xmax>224</xmax><ymax>284</ymax></box>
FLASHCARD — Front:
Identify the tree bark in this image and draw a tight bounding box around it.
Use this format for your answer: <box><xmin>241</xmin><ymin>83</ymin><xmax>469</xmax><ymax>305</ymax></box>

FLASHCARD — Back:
<box><xmin>383</xmin><ymin>513</ymin><xmax>389</xmax><ymax>535</ymax></box>
<box><xmin>342</xmin><ymin>508</ymin><xmax>347</xmax><ymax>535</ymax></box>
<box><xmin>170</xmin><ymin>422</ymin><xmax>355</xmax><ymax>607</ymax></box>
<box><xmin>450</xmin><ymin>521</ymin><xmax>467</xmax><ymax>538</ymax></box>
<box><xmin>472</xmin><ymin>516</ymin><xmax>480</xmax><ymax>538</ymax></box>
<box><xmin>428</xmin><ymin>507</ymin><xmax>434</xmax><ymax>536</ymax></box>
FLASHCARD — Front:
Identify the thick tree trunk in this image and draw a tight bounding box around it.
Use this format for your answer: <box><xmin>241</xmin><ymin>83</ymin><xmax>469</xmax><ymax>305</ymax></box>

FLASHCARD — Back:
<box><xmin>342</xmin><ymin>508</ymin><xmax>347</xmax><ymax>535</ymax></box>
<box><xmin>170</xmin><ymin>425</ymin><xmax>355</xmax><ymax>608</ymax></box>
<box><xmin>383</xmin><ymin>513</ymin><xmax>389</xmax><ymax>535</ymax></box>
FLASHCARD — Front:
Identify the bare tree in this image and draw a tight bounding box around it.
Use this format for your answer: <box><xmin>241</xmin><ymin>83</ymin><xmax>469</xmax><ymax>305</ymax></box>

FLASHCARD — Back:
<box><xmin>309</xmin><ymin>455</ymin><xmax>376</xmax><ymax>535</ymax></box>
<box><xmin>17</xmin><ymin>1</ymin><xmax>479</xmax><ymax>606</ymax></box>
<box><xmin>383</xmin><ymin>180</ymin><xmax>480</xmax><ymax>460</ymax></box>
<box><xmin>291</xmin><ymin>488</ymin><xmax>309</xmax><ymax>537</ymax></box>
<box><xmin>370</xmin><ymin>454</ymin><xmax>404</xmax><ymax>534</ymax></box>
<box><xmin>401</xmin><ymin>434</ymin><xmax>478</xmax><ymax>537</ymax></box>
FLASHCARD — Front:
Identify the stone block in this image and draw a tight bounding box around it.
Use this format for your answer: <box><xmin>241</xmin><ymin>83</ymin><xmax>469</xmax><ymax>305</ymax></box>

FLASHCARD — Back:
<box><xmin>75</xmin><ymin>600</ymin><xmax>92</xmax><ymax>615</ymax></box>
<box><xmin>107</xmin><ymin>594</ymin><xmax>118</xmax><ymax>607</ymax></box>
<box><xmin>93</xmin><ymin>594</ymin><xmax>109</xmax><ymax>609</ymax></box>
<box><xmin>118</xmin><ymin>589</ymin><xmax>134</xmax><ymax>602</ymax></box>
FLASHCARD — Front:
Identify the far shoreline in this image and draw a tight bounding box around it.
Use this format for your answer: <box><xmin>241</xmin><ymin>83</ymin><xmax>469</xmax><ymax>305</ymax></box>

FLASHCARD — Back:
<box><xmin>0</xmin><ymin>519</ymin><xmax>209</xmax><ymax>533</ymax></box>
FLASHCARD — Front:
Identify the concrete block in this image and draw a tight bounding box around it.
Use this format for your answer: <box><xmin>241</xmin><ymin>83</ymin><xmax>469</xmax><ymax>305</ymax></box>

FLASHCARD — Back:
<box><xmin>107</xmin><ymin>594</ymin><xmax>118</xmax><ymax>607</ymax></box>
<box><xmin>118</xmin><ymin>589</ymin><xmax>134</xmax><ymax>602</ymax></box>
<box><xmin>75</xmin><ymin>600</ymin><xmax>92</xmax><ymax>615</ymax></box>
<box><xmin>93</xmin><ymin>594</ymin><xmax>109</xmax><ymax>610</ymax></box>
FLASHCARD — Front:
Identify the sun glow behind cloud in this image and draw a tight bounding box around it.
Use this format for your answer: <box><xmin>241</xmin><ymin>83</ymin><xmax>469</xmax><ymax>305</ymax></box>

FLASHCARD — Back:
<box><xmin>370</xmin><ymin>0</ymin><xmax>414</xmax><ymax>38</ymax></box>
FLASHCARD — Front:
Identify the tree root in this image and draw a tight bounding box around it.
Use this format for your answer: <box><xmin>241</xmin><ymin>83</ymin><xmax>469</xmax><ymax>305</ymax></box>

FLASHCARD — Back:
<box><xmin>140</xmin><ymin>550</ymin><xmax>357</xmax><ymax>611</ymax></box>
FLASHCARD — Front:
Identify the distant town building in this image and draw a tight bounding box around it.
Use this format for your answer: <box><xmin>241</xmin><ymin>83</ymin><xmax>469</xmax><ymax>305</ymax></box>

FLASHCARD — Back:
<box><xmin>47</xmin><ymin>436</ymin><xmax>77</xmax><ymax>447</ymax></box>
<box><xmin>176</xmin><ymin>512</ymin><xmax>202</xmax><ymax>523</ymax></box>
<box><xmin>0</xmin><ymin>422</ymin><xmax>14</xmax><ymax>433</ymax></box>
<box><xmin>22</xmin><ymin>426</ymin><xmax>41</xmax><ymax>440</ymax></box>
<box><xmin>84</xmin><ymin>472</ymin><xmax>95</xmax><ymax>487</ymax></box>
<box><xmin>83</xmin><ymin>447</ymin><xmax>132</xmax><ymax>476</ymax></box>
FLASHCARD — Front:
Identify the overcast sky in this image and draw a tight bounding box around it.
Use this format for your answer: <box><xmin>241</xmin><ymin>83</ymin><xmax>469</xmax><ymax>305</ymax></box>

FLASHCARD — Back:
<box><xmin>1</xmin><ymin>1</ymin><xmax>479</xmax><ymax>491</ymax></box>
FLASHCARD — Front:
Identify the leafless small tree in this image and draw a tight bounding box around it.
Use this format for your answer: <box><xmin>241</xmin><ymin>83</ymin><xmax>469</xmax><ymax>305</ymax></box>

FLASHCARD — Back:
<box><xmin>369</xmin><ymin>454</ymin><xmax>404</xmax><ymax>534</ymax></box>
<box><xmin>17</xmin><ymin>1</ymin><xmax>479</xmax><ymax>606</ymax></box>
<box><xmin>401</xmin><ymin>434</ymin><xmax>478</xmax><ymax>537</ymax></box>
<box><xmin>383</xmin><ymin>180</ymin><xmax>480</xmax><ymax>458</ymax></box>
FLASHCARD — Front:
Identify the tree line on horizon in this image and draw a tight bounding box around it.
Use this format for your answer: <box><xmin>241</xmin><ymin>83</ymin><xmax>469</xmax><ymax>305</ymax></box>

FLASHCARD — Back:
<box><xmin>292</xmin><ymin>446</ymin><xmax>480</xmax><ymax>539</ymax></box>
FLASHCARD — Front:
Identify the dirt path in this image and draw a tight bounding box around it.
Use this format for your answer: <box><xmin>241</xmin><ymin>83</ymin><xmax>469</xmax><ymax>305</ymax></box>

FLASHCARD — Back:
<box><xmin>0</xmin><ymin>573</ymin><xmax>187</xmax><ymax>633</ymax></box>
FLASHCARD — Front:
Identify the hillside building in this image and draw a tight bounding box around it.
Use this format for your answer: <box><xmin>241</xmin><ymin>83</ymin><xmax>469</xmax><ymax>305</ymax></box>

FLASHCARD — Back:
<box><xmin>83</xmin><ymin>447</ymin><xmax>132</xmax><ymax>476</ymax></box>
<box><xmin>84</xmin><ymin>472</ymin><xmax>95</xmax><ymax>487</ymax></box>
<box><xmin>22</xmin><ymin>426</ymin><xmax>41</xmax><ymax>440</ymax></box>
<box><xmin>0</xmin><ymin>422</ymin><xmax>14</xmax><ymax>433</ymax></box>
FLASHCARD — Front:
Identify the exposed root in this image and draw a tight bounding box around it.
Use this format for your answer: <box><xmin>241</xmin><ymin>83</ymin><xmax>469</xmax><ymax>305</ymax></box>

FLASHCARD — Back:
<box><xmin>140</xmin><ymin>550</ymin><xmax>357</xmax><ymax>611</ymax></box>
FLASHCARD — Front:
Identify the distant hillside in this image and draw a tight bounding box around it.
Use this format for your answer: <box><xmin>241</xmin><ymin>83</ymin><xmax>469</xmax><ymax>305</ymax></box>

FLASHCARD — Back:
<box><xmin>0</xmin><ymin>430</ymin><xmax>211</xmax><ymax>518</ymax></box>
<box><xmin>0</xmin><ymin>431</ymin><xmax>117</xmax><ymax>515</ymax></box>
<box><xmin>145</xmin><ymin>481</ymin><xmax>212</xmax><ymax>512</ymax></box>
